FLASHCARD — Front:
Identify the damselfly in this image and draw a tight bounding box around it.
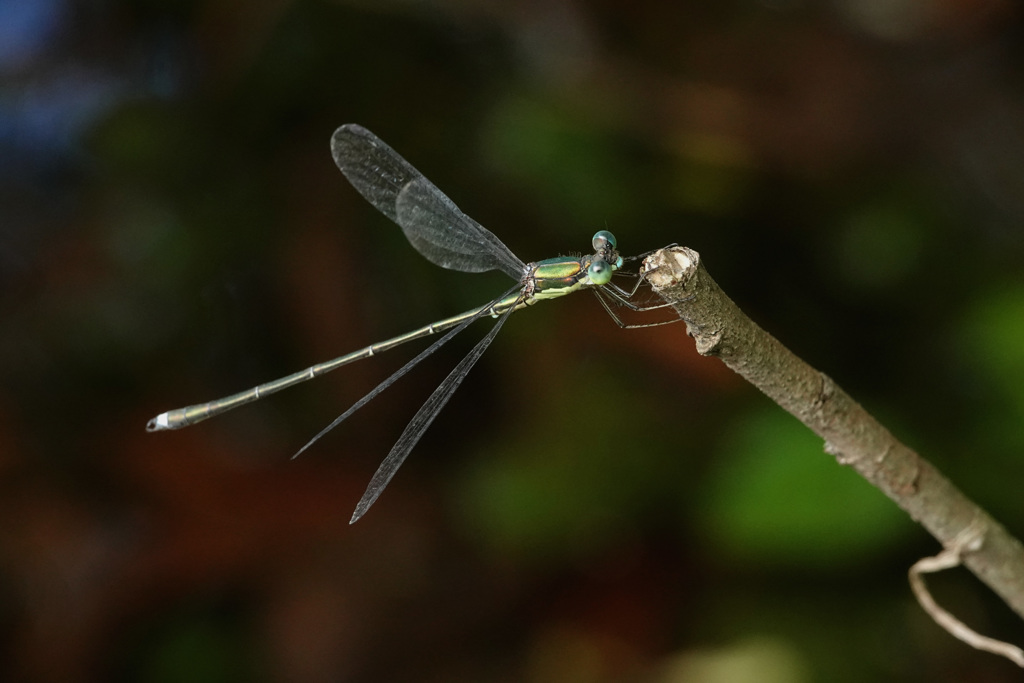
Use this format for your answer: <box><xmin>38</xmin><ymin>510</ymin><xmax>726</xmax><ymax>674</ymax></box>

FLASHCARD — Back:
<box><xmin>148</xmin><ymin>124</ymin><xmax>669</xmax><ymax>522</ymax></box>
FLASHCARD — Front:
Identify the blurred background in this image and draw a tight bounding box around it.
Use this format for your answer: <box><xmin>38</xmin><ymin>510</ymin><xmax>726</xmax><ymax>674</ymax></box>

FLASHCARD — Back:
<box><xmin>3</xmin><ymin>0</ymin><xmax>1024</xmax><ymax>680</ymax></box>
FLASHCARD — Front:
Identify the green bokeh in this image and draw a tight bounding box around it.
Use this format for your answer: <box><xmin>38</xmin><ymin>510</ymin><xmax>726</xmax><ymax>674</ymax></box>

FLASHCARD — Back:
<box><xmin>696</xmin><ymin>407</ymin><xmax>912</xmax><ymax>569</ymax></box>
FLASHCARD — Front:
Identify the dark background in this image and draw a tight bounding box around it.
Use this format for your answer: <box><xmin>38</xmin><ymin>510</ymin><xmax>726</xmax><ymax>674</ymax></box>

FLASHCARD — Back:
<box><xmin>3</xmin><ymin>0</ymin><xmax>1024</xmax><ymax>680</ymax></box>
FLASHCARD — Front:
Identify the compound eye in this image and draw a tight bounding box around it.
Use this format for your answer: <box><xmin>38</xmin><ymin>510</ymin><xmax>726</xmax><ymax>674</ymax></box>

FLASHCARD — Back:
<box><xmin>588</xmin><ymin>258</ymin><xmax>613</xmax><ymax>285</ymax></box>
<box><xmin>592</xmin><ymin>230</ymin><xmax>617</xmax><ymax>251</ymax></box>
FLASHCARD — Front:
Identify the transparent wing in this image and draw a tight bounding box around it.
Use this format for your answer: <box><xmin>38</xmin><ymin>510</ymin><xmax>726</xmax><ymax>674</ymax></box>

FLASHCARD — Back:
<box><xmin>291</xmin><ymin>285</ymin><xmax>519</xmax><ymax>462</ymax></box>
<box><xmin>331</xmin><ymin>124</ymin><xmax>525</xmax><ymax>280</ymax></box>
<box><xmin>348</xmin><ymin>300</ymin><xmax>516</xmax><ymax>523</ymax></box>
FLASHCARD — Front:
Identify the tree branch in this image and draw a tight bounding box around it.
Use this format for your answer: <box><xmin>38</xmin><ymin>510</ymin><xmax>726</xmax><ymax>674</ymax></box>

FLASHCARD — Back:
<box><xmin>642</xmin><ymin>246</ymin><xmax>1024</xmax><ymax>655</ymax></box>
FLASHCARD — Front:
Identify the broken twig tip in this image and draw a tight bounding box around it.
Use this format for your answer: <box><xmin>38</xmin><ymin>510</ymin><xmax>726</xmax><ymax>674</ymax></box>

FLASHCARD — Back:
<box><xmin>642</xmin><ymin>246</ymin><xmax>697</xmax><ymax>288</ymax></box>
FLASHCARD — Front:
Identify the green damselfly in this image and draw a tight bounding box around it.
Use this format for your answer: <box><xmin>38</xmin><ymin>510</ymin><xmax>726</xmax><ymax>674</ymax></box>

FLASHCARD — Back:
<box><xmin>148</xmin><ymin>124</ymin><xmax>669</xmax><ymax>522</ymax></box>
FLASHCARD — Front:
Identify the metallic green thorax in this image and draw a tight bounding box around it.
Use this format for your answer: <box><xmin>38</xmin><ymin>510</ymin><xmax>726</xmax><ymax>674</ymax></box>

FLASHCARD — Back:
<box><xmin>492</xmin><ymin>231</ymin><xmax>623</xmax><ymax>312</ymax></box>
<box><xmin>532</xmin><ymin>257</ymin><xmax>596</xmax><ymax>296</ymax></box>
<box><xmin>527</xmin><ymin>254</ymin><xmax>615</xmax><ymax>300</ymax></box>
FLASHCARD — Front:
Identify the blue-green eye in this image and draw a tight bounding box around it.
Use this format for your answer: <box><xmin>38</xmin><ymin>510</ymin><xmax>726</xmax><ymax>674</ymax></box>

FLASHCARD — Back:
<box><xmin>588</xmin><ymin>258</ymin><xmax>613</xmax><ymax>285</ymax></box>
<box><xmin>592</xmin><ymin>230</ymin><xmax>617</xmax><ymax>251</ymax></box>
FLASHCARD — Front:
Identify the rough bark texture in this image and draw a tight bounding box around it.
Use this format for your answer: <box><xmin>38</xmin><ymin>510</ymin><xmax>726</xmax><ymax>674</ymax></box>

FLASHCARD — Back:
<box><xmin>643</xmin><ymin>246</ymin><xmax>1024</xmax><ymax>621</ymax></box>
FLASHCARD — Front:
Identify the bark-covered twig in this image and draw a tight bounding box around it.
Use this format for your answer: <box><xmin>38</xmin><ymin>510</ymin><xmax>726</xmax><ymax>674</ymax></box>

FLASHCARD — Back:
<box><xmin>642</xmin><ymin>246</ymin><xmax>1024</xmax><ymax>662</ymax></box>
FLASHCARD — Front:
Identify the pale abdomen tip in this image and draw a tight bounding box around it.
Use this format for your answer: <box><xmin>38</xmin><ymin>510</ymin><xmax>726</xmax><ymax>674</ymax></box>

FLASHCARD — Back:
<box><xmin>146</xmin><ymin>413</ymin><xmax>170</xmax><ymax>432</ymax></box>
